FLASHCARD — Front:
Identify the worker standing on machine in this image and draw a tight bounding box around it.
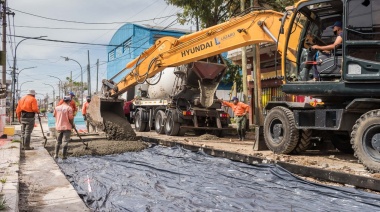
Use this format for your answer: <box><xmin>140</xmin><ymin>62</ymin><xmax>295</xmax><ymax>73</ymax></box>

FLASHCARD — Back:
<box><xmin>219</xmin><ymin>97</ymin><xmax>249</xmax><ymax>141</ymax></box>
<box><xmin>58</xmin><ymin>91</ymin><xmax>78</xmax><ymax>116</ymax></box>
<box><xmin>53</xmin><ymin>96</ymin><xmax>74</xmax><ymax>159</ymax></box>
<box><xmin>16</xmin><ymin>90</ymin><xmax>39</xmax><ymax>150</ymax></box>
<box><xmin>82</xmin><ymin>96</ymin><xmax>96</xmax><ymax>133</ymax></box>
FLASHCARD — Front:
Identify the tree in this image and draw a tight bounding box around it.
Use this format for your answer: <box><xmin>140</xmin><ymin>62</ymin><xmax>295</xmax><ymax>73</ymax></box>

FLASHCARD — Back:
<box><xmin>222</xmin><ymin>59</ymin><xmax>243</xmax><ymax>92</ymax></box>
<box><xmin>165</xmin><ymin>0</ymin><xmax>296</xmax><ymax>29</ymax></box>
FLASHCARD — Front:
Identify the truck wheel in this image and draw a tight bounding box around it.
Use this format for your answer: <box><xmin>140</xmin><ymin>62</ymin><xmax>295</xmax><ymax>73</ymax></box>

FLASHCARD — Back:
<box><xmin>165</xmin><ymin>111</ymin><xmax>180</xmax><ymax>136</ymax></box>
<box><xmin>264</xmin><ymin>106</ymin><xmax>299</xmax><ymax>154</ymax></box>
<box><xmin>155</xmin><ymin>110</ymin><xmax>166</xmax><ymax>134</ymax></box>
<box><xmin>135</xmin><ymin>110</ymin><xmax>147</xmax><ymax>132</ymax></box>
<box><xmin>351</xmin><ymin>110</ymin><xmax>380</xmax><ymax>172</ymax></box>
<box><xmin>292</xmin><ymin>129</ymin><xmax>312</xmax><ymax>154</ymax></box>
<box><xmin>331</xmin><ymin>132</ymin><xmax>354</xmax><ymax>154</ymax></box>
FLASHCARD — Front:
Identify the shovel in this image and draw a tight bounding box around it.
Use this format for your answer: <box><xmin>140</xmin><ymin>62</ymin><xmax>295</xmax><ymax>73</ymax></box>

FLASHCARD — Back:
<box><xmin>37</xmin><ymin>114</ymin><xmax>48</xmax><ymax>147</ymax></box>
<box><xmin>72</xmin><ymin>124</ymin><xmax>89</xmax><ymax>149</ymax></box>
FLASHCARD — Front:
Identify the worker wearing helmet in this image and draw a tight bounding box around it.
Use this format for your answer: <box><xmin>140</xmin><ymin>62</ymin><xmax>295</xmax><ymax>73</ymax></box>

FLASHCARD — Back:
<box><xmin>16</xmin><ymin>89</ymin><xmax>39</xmax><ymax>150</ymax></box>
<box><xmin>219</xmin><ymin>97</ymin><xmax>249</xmax><ymax>141</ymax></box>
<box><xmin>58</xmin><ymin>91</ymin><xmax>78</xmax><ymax>116</ymax></box>
<box><xmin>53</xmin><ymin>96</ymin><xmax>74</xmax><ymax>159</ymax></box>
<box><xmin>82</xmin><ymin>96</ymin><xmax>96</xmax><ymax>133</ymax></box>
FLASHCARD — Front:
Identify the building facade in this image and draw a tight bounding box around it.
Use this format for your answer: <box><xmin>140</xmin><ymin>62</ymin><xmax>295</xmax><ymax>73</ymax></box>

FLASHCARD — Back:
<box><xmin>107</xmin><ymin>24</ymin><xmax>187</xmax><ymax>85</ymax></box>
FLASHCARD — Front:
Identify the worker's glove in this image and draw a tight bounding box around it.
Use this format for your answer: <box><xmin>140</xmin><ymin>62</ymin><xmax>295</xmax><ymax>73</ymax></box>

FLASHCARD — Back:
<box><xmin>83</xmin><ymin>115</ymin><xmax>87</xmax><ymax>121</ymax></box>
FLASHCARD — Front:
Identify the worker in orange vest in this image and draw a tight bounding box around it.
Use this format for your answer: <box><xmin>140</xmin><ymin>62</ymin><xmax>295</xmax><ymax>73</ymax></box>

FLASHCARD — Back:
<box><xmin>58</xmin><ymin>91</ymin><xmax>78</xmax><ymax>116</ymax></box>
<box><xmin>82</xmin><ymin>96</ymin><xmax>96</xmax><ymax>133</ymax></box>
<box><xmin>16</xmin><ymin>90</ymin><xmax>39</xmax><ymax>150</ymax></box>
<box><xmin>54</xmin><ymin>96</ymin><xmax>74</xmax><ymax>159</ymax></box>
<box><xmin>219</xmin><ymin>97</ymin><xmax>249</xmax><ymax>141</ymax></box>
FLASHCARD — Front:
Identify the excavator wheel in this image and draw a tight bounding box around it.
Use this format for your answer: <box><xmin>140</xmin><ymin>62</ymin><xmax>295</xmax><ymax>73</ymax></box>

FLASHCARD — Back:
<box><xmin>291</xmin><ymin>129</ymin><xmax>312</xmax><ymax>154</ymax></box>
<box><xmin>165</xmin><ymin>111</ymin><xmax>180</xmax><ymax>136</ymax></box>
<box><xmin>135</xmin><ymin>110</ymin><xmax>147</xmax><ymax>132</ymax></box>
<box><xmin>351</xmin><ymin>109</ymin><xmax>380</xmax><ymax>173</ymax></box>
<box><xmin>155</xmin><ymin>110</ymin><xmax>166</xmax><ymax>134</ymax></box>
<box><xmin>264</xmin><ymin>106</ymin><xmax>299</xmax><ymax>154</ymax></box>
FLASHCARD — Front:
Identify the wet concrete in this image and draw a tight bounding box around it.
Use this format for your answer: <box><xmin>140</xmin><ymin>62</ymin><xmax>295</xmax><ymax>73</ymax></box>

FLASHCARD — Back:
<box><xmin>86</xmin><ymin>96</ymin><xmax>137</xmax><ymax>140</ymax></box>
<box><xmin>45</xmin><ymin>139</ymin><xmax>148</xmax><ymax>157</ymax></box>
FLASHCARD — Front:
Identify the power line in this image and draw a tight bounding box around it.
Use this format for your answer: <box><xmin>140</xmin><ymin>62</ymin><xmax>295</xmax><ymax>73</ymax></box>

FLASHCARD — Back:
<box><xmin>9</xmin><ymin>7</ymin><xmax>175</xmax><ymax>25</ymax></box>
<box><xmin>5</xmin><ymin>34</ymin><xmax>118</xmax><ymax>47</ymax></box>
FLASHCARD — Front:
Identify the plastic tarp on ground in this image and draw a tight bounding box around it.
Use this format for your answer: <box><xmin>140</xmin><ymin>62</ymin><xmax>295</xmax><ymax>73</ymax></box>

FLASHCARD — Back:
<box><xmin>59</xmin><ymin>146</ymin><xmax>380</xmax><ymax>211</ymax></box>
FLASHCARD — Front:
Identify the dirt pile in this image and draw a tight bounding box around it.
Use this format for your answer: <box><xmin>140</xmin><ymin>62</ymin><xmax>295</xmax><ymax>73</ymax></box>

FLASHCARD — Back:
<box><xmin>46</xmin><ymin>139</ymin><xmax>148</xmax><ymax>157</ymax></box>
<box><xmin>193</xmin><ymin>133</ymin><xmax>220</xmax><ymax>140</ymax></box>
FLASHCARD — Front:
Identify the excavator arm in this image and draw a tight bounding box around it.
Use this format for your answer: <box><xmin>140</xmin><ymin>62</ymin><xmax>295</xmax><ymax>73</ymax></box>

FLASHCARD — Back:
<box><xmin>105</xmin><ymin>9</ymin><xmax>293</xmax><ymax>97</ymax></box>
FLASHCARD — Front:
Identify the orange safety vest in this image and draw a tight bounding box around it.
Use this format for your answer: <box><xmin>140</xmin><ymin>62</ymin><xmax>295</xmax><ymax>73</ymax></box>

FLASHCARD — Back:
<box><xmin>16</xmin><ymin>95</ymin><xmax>39</xmax><ymax>119</ymax></box>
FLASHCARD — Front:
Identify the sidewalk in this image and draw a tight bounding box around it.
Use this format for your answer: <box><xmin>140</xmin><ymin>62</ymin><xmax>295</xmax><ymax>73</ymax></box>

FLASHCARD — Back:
<box><xmin>0</xmin><ymin>117</ymin><xmax>88</xmax><ymax>211</ymax></box>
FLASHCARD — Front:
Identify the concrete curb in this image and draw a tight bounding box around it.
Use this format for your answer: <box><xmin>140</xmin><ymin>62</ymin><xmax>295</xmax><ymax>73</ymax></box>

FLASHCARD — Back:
<box><xmin>0</xmin><ymin>134</ymin><xmax>20</xmax><ymax>212</ymax></box>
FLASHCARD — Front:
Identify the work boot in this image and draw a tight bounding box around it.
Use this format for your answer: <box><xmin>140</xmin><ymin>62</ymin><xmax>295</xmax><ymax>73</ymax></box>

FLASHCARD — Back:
<box><xmin>62</xmin><ymin>147</ymin><xmax>68</xmax><ymax>160</ymax></box>
<box><xmin>241</xmin><ymin>130</ymin><xmax>246</xmax><ymax>141</ymax></box>
<box><xmin>237</xmin><ymin>131</ymin><xmax>242</xmax><ymax>141</ymax></box>
<box><xmin>54</xmin><ymin>144</ymin><xmax>60</xmax><ymax>159</ymax></box>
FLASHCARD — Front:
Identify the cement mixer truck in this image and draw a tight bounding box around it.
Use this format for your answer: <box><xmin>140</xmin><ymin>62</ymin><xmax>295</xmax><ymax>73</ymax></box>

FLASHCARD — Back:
<box><xmin>131</xmin><ymin>60</ymin><xmax>230</xmax><ymax>136</ymax></box>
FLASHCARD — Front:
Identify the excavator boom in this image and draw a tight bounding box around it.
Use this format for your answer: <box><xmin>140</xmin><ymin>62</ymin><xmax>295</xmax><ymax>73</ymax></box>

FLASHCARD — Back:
<box><xmin>107</xmin><ymin>10</ymin><xmax>290</xmax><ymax>97</ymax></box>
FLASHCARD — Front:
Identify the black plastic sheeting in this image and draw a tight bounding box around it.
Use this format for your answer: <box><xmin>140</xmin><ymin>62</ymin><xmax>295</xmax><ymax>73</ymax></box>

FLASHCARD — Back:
<box><xmin>59</xmin><ymin>146</ymin><xmax>380</xmax><ymax>211</ymax></box>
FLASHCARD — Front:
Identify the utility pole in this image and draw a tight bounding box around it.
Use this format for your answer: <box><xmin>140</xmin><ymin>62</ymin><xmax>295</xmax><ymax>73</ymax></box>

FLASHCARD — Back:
<box><xmin>87</xmin><ymin>50</ymin><xmax>91</xmax><ymax>96</ymax></box>
<box><xmin>1</xmin><ymin>0</ymin><xmax>6</xmax><ymax>87</ymax></box>
<box><xmin>252</xmin><ymin>0</ymin><xmax>262</xmax><ymax>126</ymax></box>
<box><xmin>96</xmin><ymin>59</ymin><xmax>99</xmax><ymax>94</ymax></box>
<box><xmin>241</xmin><ymin>0</ymin><xmax>248</xmax><ymax>104</ymax></box>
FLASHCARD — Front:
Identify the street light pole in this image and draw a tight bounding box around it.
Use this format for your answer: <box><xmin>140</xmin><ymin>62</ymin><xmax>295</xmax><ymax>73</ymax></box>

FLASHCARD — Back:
<box><xmin>48</xmin><ymin>75</ymin><xmax>63</xmax><ymax>99</ymax></box>
<box><xmin>18</xmin><ymin>81</ymin><xmax>32</xmax><ymax>100</ymax></box>
<box><xmin>61</xmin><ymin>56</ymin><xmax>83</xmax><ymax>106</ymax></box>
<box><xmin>12</xmin><ymin>36</ymin><xmax>46</xmax><ymax>123</ymax></box>
<box><xmin>16</xmin><ymin>66</ymin><xmax>37</xmax><ymax>96</ymax></box>
<box><xmin>43</xmin><ymin>83</ymin><xmax>55</xmax><ymax>107</ymax></box>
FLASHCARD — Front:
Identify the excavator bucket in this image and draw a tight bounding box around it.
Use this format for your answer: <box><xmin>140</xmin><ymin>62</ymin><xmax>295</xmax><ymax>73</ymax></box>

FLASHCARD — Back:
<box><xmin>191</xmin><ymin>61</ymin><xmax>227</xmax><ymax>108</ymax></box>
<box><xmin>87</xmin><ymin>95</ymin><xmax>137</xmax><ymax>140</ymax></box>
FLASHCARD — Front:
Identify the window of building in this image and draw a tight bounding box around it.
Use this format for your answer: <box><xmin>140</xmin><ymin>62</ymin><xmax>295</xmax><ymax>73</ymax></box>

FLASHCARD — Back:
<box><xmin>108</xmin><ymin>50</ymin><xmax>115</xmax><ymax>61</ymax></box>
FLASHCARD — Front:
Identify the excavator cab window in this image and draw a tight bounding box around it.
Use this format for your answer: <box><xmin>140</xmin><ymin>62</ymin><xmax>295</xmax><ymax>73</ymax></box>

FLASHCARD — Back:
<box><xmin>344</xmin><ymin>0</ymin><xmax>380</xmax><ymax>81</ymax></box>
<box><xmin>284</xmin><ymin>1</ymin><xmax>344</xmax><ymax>82</ymax></box>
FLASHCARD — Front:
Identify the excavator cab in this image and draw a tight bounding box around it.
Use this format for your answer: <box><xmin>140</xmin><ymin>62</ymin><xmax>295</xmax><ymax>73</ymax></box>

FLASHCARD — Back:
<box><xmin>264</xmin><ymin>0</ymin><xmax>380</xmax><ymax>172</ymax></box>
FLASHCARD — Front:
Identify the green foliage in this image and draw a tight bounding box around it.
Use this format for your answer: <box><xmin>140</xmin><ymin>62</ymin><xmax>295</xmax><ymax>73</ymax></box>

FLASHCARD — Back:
<box><xmin>40</xmin><ymin>109</ymin><xmax>47</xmax><ymax>113</ymax></box>
<box><xmin>165</xmin><ymin>0</ymin><xmax>296</xmax><ymax>28</ymax></box>
<box><xmin>0</xmin><ymin>178</ymin><xmax>6</xmax><ymax>184</ymax></box>
<box><xmin>222</xmin><ymin>59</ymin><xmax>243</xmax><ymax>92</ymax></box>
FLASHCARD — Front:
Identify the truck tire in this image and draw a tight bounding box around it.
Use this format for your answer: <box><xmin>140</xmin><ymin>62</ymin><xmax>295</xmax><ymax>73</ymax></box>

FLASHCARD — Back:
<box><xmin>264</xmin><ymin>106</ymin><xmax>299</xmax><ymax>154</ymax></box>
<box><xmin>165</xmin><ymin>111</ymin><xmax>180</xmax><ymax>136</ymax></box>
<box><xmin>155</xmin><ymin>110</ymin><xmax>166</xmax><ymax>134</ymax></box>
<box><xmin>351</xmin><ymin>110</ymin><xmax>380</xmax><ymax>173</ymax></box>
<box><xmin>135</xmin><ymin>110</ymin><xmax>147</xmax><ymax>132</ymax></box>
<box><xmin>331</xmin><ymin>132</ymin><xmax>354</xmax><ymax>154</ymax></box>
<box><xmin>291</xmin><ymin>129</ymin><xmax>312</xmax><ymax>154</ymax></box>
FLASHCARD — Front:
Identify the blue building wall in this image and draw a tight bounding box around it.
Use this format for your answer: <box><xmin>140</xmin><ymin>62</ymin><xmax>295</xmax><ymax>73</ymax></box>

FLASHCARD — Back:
<box><xmin>107</xmin><ymin>24</ymin><xmax>187</xmax><ymax>82</ymax></box>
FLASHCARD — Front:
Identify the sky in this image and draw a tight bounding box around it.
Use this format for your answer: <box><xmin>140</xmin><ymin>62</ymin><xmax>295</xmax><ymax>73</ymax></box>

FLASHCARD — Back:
<box><xmin>7</xmin><ymin>0</ymin><xmax>193</xmax><ymax>101</ymax></box>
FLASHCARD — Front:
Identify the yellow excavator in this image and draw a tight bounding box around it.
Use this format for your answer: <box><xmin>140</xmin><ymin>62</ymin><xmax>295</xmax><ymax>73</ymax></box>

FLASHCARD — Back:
<box><xmin>89</xmin><ymin>0</ymin><xmax>380</xmax><ymax>172</ymax></box>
